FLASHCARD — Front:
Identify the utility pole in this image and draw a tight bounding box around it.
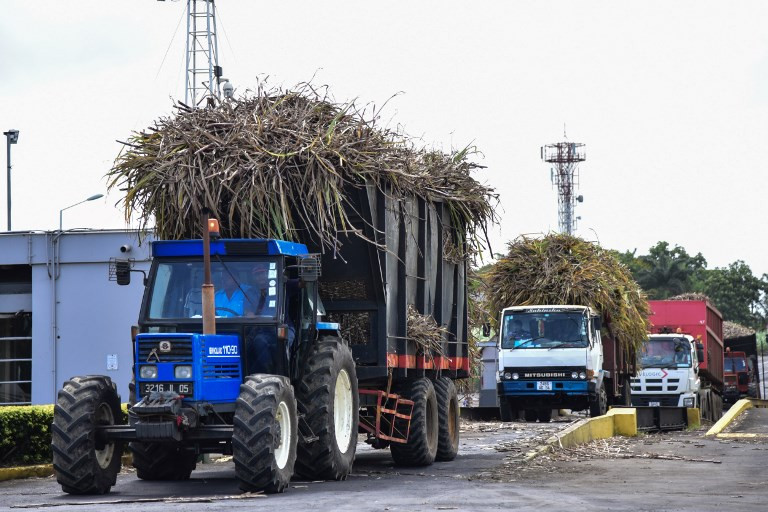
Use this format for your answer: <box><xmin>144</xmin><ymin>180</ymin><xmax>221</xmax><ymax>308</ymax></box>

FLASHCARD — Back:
<box><xmin>541</xmin><ymin>133</ymin><xmax>585</xmax><ymax>235</ymax></box>
<box><xmin>3</xmin><ymin>129</ymin><xmax>19</xmax><ymax>231</ymax></box>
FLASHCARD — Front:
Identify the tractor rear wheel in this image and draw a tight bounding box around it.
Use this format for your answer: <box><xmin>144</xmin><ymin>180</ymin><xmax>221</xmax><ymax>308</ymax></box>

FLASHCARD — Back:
<box><xmin>433</xmin><ymin>377</ymin><xmax>459</xmax><ymax>461</ymax></box>
<box><xmin>130</xmin><ymin>443</ymin><xmax>197</xmax><ymax>480</ymax></box>
<box><xmin>295</xmin><ymin>337</ymin><xmax>359</xmax><ymax>481</ymax></box>
<box><xmin>51</xmin><ymin>376</ymin><xmax>123</xmax><ymax>495</ymax></box>
<box><xmin>390</xmin><ymin>378</ymin><xmax>438</xmax><ymax>466</ymax></box>
<box><xmin>233</xmin><ymin>374</ymin><xmax>298</xmax><ymax>493</ymax></box>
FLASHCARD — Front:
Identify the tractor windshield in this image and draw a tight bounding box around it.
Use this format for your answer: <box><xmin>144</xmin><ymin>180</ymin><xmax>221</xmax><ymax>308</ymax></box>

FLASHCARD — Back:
<box><xmin>147</xmin><ymin>259</ymin><xmax>281</xmax><ymax>320</ymax></box>
<box><xmin>500</xmin><ymin>311</ymin><xmax>588</xmax><ymax>349</ymax></box>
<box><xmin>641</xmin><ymin>337</ymin><xmax>691</xmax><ymax>368</ymax></box>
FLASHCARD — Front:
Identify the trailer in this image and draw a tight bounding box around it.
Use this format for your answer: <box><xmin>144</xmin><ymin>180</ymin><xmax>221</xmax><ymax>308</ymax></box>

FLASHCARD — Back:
<box><xmin>50</xmin><ymin>187</ymin><xmax>467</xmax><ymax>495</ymax></box>
<box><xmin>724</xmin><ymin>323</ymin><xmax>761</xmax><ymax>400</ymax></box>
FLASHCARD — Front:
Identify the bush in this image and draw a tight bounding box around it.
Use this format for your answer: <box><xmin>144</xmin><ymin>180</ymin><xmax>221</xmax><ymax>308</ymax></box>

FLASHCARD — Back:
<box><xmin>0</xmin><ymin>404</ymin><xmax>129</xmax><ymax>468</ymax></box>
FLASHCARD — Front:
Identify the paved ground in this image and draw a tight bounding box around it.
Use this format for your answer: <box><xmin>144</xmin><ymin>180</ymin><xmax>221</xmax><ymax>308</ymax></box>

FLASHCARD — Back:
<box><xmin>0</xmin><ymin>414</ymin><xmax>766</xmax><ymax>512</ymax></box>
<box><xmin>724</xmin><ymin>407</ymin><xmax>768</xmax><ymax>434</ymax></box>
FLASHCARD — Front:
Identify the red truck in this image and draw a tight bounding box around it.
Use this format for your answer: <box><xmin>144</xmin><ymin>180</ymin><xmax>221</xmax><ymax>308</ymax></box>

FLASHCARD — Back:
<box><xmin>724</xmin><ymin>349</ymin><xmax>751</xmax><ymax>403</ymax></box>
<box><xmin>631</xmin><ymin>300</ymin><xmax>724</xmax><ymax>421</ymax></box>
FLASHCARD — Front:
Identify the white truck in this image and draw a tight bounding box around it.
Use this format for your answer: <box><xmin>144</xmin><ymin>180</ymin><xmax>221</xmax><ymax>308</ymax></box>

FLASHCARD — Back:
<box><xmin>496</xmin><ymin>305</ymin><xmax>634</xmax><ymax>422</ymax></box>
<box><xmin>631</xmin><ymin>333</ymin><xmax>699</xmax><ymax>408</ymax></box>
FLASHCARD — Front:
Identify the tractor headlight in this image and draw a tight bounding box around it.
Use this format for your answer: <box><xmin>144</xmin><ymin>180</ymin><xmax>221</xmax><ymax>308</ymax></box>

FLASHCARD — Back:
<box><xmin>175</xmin><ymin>365</ymin><xmax>193</xmax><ymax>379</ymax></box>
<box><xmin>683</xmin><ymin>397</ymin><xmax>695</xmax><ymax>408</ymax></box>
<box><xmin>512</xmin><ymin>372</ymin><xmax>520</xmax><ymax>380</ymax></box>
<box><xmin>579</xmin><ymin>371</ymin><xmax>587</xmax><ymax>380</ymax></box>
<box><xmin>139</xmin><ymin>365</ymin><xmax>158</xmax><ymax>379</ymax></box>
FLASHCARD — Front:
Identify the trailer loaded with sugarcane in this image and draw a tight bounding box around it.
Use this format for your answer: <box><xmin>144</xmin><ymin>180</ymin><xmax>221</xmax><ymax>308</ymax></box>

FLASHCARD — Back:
<box><xmin>50</xmin><ymin>84</ymin><xmax>496</xmax><ymax>495</ymax></box>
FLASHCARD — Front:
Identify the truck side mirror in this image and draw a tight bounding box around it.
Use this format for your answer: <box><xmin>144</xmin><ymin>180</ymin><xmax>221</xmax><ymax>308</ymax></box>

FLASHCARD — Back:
<box><xmin>593</xmin><ymin>317</ymin><xmax>602</xmax><ymax>331</ymax></box>
<box><xmin>114</xmin><ymin>260</ymin><xmax>131</xmax><ymax>286</ymax></box>
<box><xmin>696</xmin><ymin>342</ymin><xmax>704</xmax><ymax>364</ymax></box>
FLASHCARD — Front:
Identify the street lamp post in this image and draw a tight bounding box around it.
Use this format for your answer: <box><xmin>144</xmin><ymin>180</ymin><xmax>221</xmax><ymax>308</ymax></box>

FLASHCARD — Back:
<box><xmin>59</xmin><ymin>193</ymin><xmax>104</xmax><ymax>231</ymax></box>
<box><xmin>3</xmin><ymin>129</ymin><xmax>19</xmax><ymax>231</ymax></box>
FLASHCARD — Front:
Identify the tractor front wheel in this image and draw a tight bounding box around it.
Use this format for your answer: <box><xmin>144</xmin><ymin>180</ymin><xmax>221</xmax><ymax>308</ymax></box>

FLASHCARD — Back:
<box><xmin>51</xmin><ymin>376</ymin><xmax>123</xmax><ymax>495</ymax></box>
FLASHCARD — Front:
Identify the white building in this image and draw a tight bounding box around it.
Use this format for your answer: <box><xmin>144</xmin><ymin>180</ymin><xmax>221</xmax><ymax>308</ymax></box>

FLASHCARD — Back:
<box><xmin>0</xmin><ymin>230</ymin><xmax>151</xmax><ymax>405</ymax></box>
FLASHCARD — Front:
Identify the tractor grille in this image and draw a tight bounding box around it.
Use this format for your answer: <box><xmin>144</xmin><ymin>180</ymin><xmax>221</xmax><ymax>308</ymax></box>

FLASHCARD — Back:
<box><xmin>203</xmin><ymin>363</ymin><xmax>240</xmax><ymax>379</ymax></box>
<box><xmin>138</xmin><ymin>337</ymin><xmax>193</xmax><ymax>362</ymax></box>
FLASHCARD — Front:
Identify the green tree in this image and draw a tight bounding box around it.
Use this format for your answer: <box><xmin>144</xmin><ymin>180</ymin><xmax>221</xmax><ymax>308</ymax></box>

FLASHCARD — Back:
<box><xmin>698</xmin><ymin>261</ymin><xmax>766</xmax><ymax>328</ymax></box>
<box><xmin>633</xmin><ymin>242</ymin><xmax>706</xmax><ymax>299</ymax></box>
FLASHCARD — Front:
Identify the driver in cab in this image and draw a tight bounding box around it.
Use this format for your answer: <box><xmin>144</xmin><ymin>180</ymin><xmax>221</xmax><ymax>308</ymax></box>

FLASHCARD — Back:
<box><xmin>214</xmin><ymin>272</ymin><xmax>252</xmax><ymax>317</ymax></box>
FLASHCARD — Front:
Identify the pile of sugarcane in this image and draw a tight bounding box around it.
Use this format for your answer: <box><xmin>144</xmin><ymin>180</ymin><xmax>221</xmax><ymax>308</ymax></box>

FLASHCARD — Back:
<box><xmin>483</xmin><ymin>234</ymin><xmax>650</xmax><ymax>356</ymax></box>
<box><xmin>406</xmin><ymin>305</ymin><xmax>447</xmax><ymax>362</ymax></box>
<box><xmin>723</xmin><ymin>321</ymin><xmax>755</xmax><ymax>339</ymax></box>
<box><xmin>107</xmin><ymin>82</ymin><xmax>496</xmax><ymax>259</ymax></box>
<box><xmin>669</xmin><ymin>292</ymin><xmax>710</xmax><ymax>302</ymax></box>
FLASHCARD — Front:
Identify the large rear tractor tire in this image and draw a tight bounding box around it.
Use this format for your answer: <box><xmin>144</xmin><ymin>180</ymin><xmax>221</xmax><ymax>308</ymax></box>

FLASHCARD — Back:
<box><xmin>433</xmin><ymin>377</ymin><xmax>459</xmax><ymax>461</ymax></box>
<box><xmin>130</xmin><ymin>443</ymin><xmax>197</xmax><ymax>480</ymax></box>
<box><xmin>233</xmin><ymin>375</ymin><xmax>298</xmax><ymax>493</ymax></box>
<box><xmin>390</xmin><ymin>378</ymin><xmax>439</xmax><ymax>467</ymax></box>
<box><xmin>590</xmin><ymin>382</ymin><xmax>608</xmax><ymax>418</ymax></box>
<box><xmin>295</xmin><ymin>337</ymin><xmax>359</xmax><ymax>481</ymax></box>
<box><xmin>51</xmin><ymin>376</ymin><xmax>124</xmax><ymax>495</ymax></box>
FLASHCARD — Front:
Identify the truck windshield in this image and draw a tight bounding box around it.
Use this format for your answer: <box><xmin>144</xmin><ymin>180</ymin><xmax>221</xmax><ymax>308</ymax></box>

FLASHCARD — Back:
<box><xmin>147</xmin><ymin>259</ymin><xmax>280</xmax><ymax>320</ymax></box>
<box><xmin>500</xmin><ymin>311</ymin><xmax>588</xmax><ymax>349</ymax></box>
<box><xmin>724</xmin><ymin>357</ymin><xmax>747</xmax><ymax>372</ymax></box>
<box><xmin>640</xmin><ymin>337</ymin><xmax>691</xmax><ymax>368</ymax></box>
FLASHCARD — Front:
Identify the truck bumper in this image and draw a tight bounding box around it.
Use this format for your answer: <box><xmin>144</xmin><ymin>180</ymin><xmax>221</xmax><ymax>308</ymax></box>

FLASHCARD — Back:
<box><xmin>498</xmin><ymin>380</ymin><xmax>591</xmax><ymax>410</ymax></box>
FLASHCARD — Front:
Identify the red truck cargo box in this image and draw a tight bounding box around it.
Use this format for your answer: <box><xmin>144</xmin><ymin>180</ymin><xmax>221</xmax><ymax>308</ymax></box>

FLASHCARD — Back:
<box><xmin>647</xmin><ymin>300</ymin><xmax>724</xmax><ymax>388</ymax></box>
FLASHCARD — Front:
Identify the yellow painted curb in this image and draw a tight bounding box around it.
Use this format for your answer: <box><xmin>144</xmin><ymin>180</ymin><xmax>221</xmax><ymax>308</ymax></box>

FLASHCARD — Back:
<box><xmin>716</xmin><ymin>433</ymin><xmax>768</xmax><ymax>439</ymax></box>
<box><xmin>0</xmin><ymin>454</ymin><xmax>133</xmax><ymax>483</ymax></box>
<box><xmin>706</xmin><ymin>398</ymin><xmax>753</xmax><ymax>436</ymax></box>
<box><xmin>687</xmin><ymin>408</ymin><xmax>701</xmax><ymax>429</ymax></box>
<box><xmin>524</xmin><ymin>408</ymin><xmax>638</xmax><ymax>461</ymax></box>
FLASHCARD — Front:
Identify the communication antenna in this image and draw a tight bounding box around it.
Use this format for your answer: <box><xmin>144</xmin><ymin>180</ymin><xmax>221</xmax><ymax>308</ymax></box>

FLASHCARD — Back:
<box><xmin>541</xmin><ymin>133</ymin><xmax>586</xmax><ymax>235</ymax></box>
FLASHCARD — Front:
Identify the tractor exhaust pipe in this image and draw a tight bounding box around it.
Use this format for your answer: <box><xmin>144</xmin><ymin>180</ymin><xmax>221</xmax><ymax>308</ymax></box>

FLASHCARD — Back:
<box><xmin>201</xmin><ymin>210</ymin><xmax>218</xmax><ymax>335</ymax></box>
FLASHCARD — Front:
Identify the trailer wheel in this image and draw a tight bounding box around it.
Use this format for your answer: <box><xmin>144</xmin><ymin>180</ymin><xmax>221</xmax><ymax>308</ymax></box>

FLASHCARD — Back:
<box><xmin>295</xmin><ymin>337</ymin><xmax>359</xmax><ymax>481</ymax></box>
<box><xmin>433</xmin><ymin>377</ymin><xmax>459</xmax><ymax>461</ymax></box>
<box><xmin>590</xmin><ymin>383</ymin><xmax>608</xmax><ymax>417</ymax></box>
<box><xmin>51</xmin><ymin>376</ymin><xmax>123</xmax><ymax>495</ymax></box>
<box><xmin>130</xmin><ymin>443</ymin><xmax>197</xmax><ymax>480</ymax></box>
<box><xmin>537</xmin><ymin>409</ymin><xmax>552</xmax><ymax>423</ymax></box>
<box><xmin>233</xmin><ymin>374</ymin><xmax>298</xmax><ymax>493</ymax></box>
<box><xmin>524</xmin><ymin>409</ymin><xmax>538</xmax><ymax>422</ymax></box>
<box><xmin>390</xmin><ymin>378</ymin><xmax>438</xmax><ymax>466</ymax></box>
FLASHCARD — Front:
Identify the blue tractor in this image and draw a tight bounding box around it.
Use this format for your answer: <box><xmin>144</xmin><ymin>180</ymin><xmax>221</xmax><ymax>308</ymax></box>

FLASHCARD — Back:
<box><xmin>51</xmin><ymin>221</ymin><xmax>359</xmax><ymax>494</ymax></box>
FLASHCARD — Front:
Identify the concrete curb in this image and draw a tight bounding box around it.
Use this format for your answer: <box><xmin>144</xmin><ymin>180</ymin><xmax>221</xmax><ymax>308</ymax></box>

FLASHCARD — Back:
<box><xmin>706</xmin><ymin>398</ymin><xmax>768</xmax><ymax>436</ymax></box>
<box><xmin>0</xmin><ymin>454</ymin><xmax>133</xmax><ymax>483</ymax></box>
<box><xmin>523</xmin><ymin>408</ymin><xmax>637</xmax><ymax>461</ymax></box>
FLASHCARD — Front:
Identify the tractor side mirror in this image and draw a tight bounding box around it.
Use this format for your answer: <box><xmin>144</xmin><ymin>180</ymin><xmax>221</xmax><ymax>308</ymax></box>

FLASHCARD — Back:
<box><xmin>696</xmin><ymin>342</ymin><xmax>705</xmax><ymax>364</ymax></box>
<box><xmin>299</xmin><ymin>255</ymin><xmax>321</xmax><ymax>283</ymax></box>
<box><xmin>114</xmin><ymin>260</ymin><xmax>131</xmax><ymax>286</ymax></box>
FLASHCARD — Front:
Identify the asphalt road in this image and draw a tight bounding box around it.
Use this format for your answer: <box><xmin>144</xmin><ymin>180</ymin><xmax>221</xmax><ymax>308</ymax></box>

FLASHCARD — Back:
<box><xmin>1</xmin><ymin>416</ymin><xmax>766</xmax><ymax>512</ymax></box>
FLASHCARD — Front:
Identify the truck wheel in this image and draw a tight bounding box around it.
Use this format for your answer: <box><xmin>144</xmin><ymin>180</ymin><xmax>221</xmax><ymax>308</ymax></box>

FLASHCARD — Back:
<box><xmin>537</xmin><ymin>409</ymin><xmax>552</xmax><ymax>423</ymax></box>
<box><xmin>524</xmin><ymin>409</ymin><xmax>538</xmax><ymax>422</ymax></box>
<box><xmin>51</xmin><ymin>376</ymin><xmax>123</xmax><ymax>495</ymax></box>
<box><xmin>589</xmin><ymin>383</ymin><xmax>607</xmax><ymax>417</ymax></box>
<box><xmin>233</xmin><ymin>374</ymin><xmax>298</xmax><ymax>493</ymax></box>
<box><xmin>295</xmin><ymin>337</ymin><xmax>359</xmax><ymax>481</ymax></box>
<box><xmin>499</xmin><ymin>397</ymin><xmax>515</xmax><ymax>422</ymax></box>
<box><xmin>433</xmin><ymin>377</ymin><xmax>459</xmax><ymax>461</ymax></box>
<box><xmin>390</xmin><ymin>378</ymin><xmax>438</xmax><ymax>466</ymax></box>
<box><xmin>130</xmin><ymin>443</ymin><xmax>197</xmax><ymax>480</ymax></box>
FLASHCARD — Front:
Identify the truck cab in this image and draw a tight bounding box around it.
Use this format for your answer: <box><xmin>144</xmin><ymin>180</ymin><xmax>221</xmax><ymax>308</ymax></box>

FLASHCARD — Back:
<box><xmin>723</xmin><ymin>349</ymin><xmax>750</xmax><ymax>403</ymax></box>
<box><xmin>496</xmin><ymin>305</ymin><xmax>608</xmax><ymax>420</ymax></box>
<box><xmin>630</xmin><ymin>334</ymin><xmax>700</xmax><ymax>408</ymax></box>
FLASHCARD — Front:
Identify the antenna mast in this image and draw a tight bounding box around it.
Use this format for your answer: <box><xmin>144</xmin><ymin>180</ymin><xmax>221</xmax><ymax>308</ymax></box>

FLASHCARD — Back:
<box><xmin>541</xmin><ymin>136</ymin><xmax>586</xmax><ymax>235</ymax></box>
<box><xmin>185</xmin><ymin>0</ymin><xmax>222</xmax><ymax>106</ymax></box>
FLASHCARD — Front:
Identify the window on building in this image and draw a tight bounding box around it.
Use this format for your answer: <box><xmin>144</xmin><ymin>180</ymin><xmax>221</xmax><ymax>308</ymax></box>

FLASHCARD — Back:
<box><xmin>0</xmin><ymin>312</ymin><xmax>32</xmax><ymax>405</ymax></box>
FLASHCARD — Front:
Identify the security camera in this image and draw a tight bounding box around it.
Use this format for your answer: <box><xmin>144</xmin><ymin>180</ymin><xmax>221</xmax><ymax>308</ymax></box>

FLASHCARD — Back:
<box><xmin>120</xmin><ymin>244</ymin><xmax>132</xmax><ymax>253</ymax></box>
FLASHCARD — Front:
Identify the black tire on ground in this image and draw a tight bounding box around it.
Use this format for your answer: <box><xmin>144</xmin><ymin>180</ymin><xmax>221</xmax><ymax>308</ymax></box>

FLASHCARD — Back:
<box><xmin>537</xmin><ymin>408</ymin><xmax>552</xmax><ymax>423</ymax></box>
<box><xmin>51</xmin><ymin>375</ymin><xmax>124</xmax><ymax>495</ymax></box>
<box><xmin>590</xmin><ymin>382</ymin><xmax>608</xmax><ymax>418</ymax></box>
<box><xmin>233</xmin><ymin>374</ymin><xmax>298</xmax><ymax>493</ymax></box>
<box><xmin>433</xmin><ymin>377</ymin><xmax>459</xmax><ymax>461</ymax></box>
<box><xmin>130</xmin><ymin>443</ymin><xmax>197</xmax><ymax>480</ymax></box>
<box><xmin>524</xmin><ymin>409</ymin><xmax>538</xmax><ymax>422</ymax></box>
<box><xmin>295</xmin><ymin>337</ymin><xmax>359</xmax><ymax>481</ymax></box>
<box><xmin>390</xmin><ymin>378</ymin><xmax>438</xmax><ymax>466</ymax></box>
<box><xmin>499</xmin><ymin>397</ymin><xmax>515</xmax><ymax>422</ymax></box>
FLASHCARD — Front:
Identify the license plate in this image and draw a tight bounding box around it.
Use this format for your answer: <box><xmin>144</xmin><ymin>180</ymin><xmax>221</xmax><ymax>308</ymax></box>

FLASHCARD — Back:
<box><xmin>536</xmin><ymin>381</ymin><xmax>552</xmax><ymax>391</ymax></box>
<box><xmin>648</xmin><ymin>401</ymin><xmax>661</xmax><ymax>407</ymax></box>
<box><xmin>140</xmin><ymin>382</ymin><xmax>194</xmax><ymax>396</ymax></box>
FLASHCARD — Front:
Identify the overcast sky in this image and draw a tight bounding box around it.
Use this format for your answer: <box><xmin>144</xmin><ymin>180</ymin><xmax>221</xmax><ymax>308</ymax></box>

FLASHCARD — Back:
<box><xmin>1</xmin><ymin>0</ymin><xmax>766</xmax><ymax>276</ymax></box>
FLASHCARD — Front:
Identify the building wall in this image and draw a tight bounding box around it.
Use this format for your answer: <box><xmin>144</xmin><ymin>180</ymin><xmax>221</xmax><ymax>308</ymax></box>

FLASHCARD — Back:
<box><xmin>0</xmin><ymin>230</ymin><xmax>152</xmax><ymax>404</ymax></box>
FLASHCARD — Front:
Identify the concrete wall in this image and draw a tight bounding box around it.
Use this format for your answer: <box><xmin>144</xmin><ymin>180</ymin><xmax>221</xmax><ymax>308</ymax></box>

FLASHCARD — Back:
<box><xmin>0</xmin><ymin>230</ymin><xmax>152</xmax><ymax>404</ymax></box>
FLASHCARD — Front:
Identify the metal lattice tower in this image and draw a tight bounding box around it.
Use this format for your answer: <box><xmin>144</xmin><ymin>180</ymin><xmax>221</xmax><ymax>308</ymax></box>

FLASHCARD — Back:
<box><xmin>185</xmin><ymin>0</ymin><xmax>222</xmax><ymax>106</ymax></box>
<box><xmin>541</xmin><ymin>139</ymin><xmax>586</xmax><ymax>235</ymax></box>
